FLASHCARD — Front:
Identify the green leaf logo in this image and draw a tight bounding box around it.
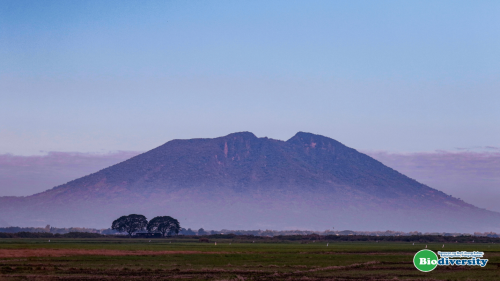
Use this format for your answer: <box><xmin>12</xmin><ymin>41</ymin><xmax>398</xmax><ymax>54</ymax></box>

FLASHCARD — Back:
<box><xmin>413</xmin><ymin>249</ymin><xmax>438</xmax><ymax>272</ymax></box>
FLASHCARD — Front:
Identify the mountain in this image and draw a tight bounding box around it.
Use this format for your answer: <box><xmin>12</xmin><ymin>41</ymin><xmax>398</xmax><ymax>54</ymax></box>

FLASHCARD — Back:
<box><xmin>1</xmin><ymin>132</ymin><xmax>498</xmax><ymax>232</ymax></box>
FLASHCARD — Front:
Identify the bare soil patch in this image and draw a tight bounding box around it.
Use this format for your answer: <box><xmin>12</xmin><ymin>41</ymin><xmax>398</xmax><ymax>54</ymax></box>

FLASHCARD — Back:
<box><xmin>0</xmin><ymin>249</ymin><xmax>225</xmax><ymax>258</ymax></box>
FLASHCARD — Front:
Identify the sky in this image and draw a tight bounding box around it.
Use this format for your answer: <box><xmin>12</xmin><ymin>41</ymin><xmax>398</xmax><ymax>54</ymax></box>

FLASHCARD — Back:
<box><xmin>1</xmin><ymin>1</ymin><xmax>499</xmax><ymax>210</ymax></box>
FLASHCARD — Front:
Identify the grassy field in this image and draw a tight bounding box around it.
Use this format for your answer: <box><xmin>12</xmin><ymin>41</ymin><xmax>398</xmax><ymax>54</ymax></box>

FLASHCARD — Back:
<box><xmin>0</xmin><ymin>238</ymin><xmax>499</xmax><ymax>280</ymax></box>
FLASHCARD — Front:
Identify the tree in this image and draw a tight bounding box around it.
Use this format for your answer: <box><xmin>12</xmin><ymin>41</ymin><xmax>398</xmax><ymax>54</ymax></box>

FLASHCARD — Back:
<box><xmin>180</xmin><ymin>228</ymin><xmax>196</xmax><ymax>235</ymax></box>
<box><xmin>198</xmin><ymin>228</ymin><xmax>207</xmax><ymax>235</ymax></box>
<box><xmin>146</xmin><ymin>216</ymin><xmax>180</xmax><ymax>237</ymax></box>
<box><xmin>111</xmin><ymin>214</ymin><xmax>148</xmax><ymax>237</ymax></box>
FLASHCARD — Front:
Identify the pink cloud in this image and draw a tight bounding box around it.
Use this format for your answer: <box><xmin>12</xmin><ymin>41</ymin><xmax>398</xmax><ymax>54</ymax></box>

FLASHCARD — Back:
<box><xmin>364</xmin><ymin>150</ymin><xmax>500</xmax><ymax>213</ymax></box>
<box><xmin>0</xmin><ymin>151</ymin><xmax>141</xmax><ymax>196</ymax></box>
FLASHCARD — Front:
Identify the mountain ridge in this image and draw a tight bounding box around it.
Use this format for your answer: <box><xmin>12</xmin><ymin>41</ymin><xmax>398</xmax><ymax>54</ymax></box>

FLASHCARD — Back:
<box><xmin>0</xmin><ymin>132</ymin><xmax>498</xmax><ymax>232</ymax></box>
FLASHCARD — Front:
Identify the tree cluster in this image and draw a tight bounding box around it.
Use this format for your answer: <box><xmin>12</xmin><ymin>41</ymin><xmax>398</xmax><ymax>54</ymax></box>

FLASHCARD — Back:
<box><xmin>111</xmin><ymin>214</ymin><xmax>180</xmax><ymax>237</ymax></box>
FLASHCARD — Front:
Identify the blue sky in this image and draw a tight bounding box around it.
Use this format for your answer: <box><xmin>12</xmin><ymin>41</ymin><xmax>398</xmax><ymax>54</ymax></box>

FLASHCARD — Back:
<box><xmin>1</xmin><ymin>0</ymin><xmax>499</xmax><ymax>155</ymax></box>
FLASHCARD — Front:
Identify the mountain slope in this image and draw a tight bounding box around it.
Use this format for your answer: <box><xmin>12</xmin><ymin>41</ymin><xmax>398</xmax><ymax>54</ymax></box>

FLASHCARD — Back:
<box><xmin>1</xmin><ymin>132</ymin><xmax>498</xmax><ymax>232</ymax></box>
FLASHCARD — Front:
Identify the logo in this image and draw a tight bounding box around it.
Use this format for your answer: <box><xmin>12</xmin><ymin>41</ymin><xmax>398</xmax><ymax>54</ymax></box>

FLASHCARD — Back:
<box><xmin>413</xmin><ymin>249</ymin><xmax>438</xmax><ymax>272</ymax></box>
<box><xmin>413</xmin><ymin>250</ymin><xmax>489</xmax><ymax>272</ymax></box>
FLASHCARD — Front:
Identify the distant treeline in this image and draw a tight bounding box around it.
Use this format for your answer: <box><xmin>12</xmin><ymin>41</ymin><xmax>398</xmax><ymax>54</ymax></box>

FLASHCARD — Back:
<box><xmin>180</xmin><ymin>228</ymin><xmax>500</xmax><ymax>238</ymax></box>
<box><xmin>0</xmin><ymin>232</ymin><xmax>105</xmax><ymax>238</ymax></box>
<box><xmin>1</xmin><ymin>232</ymin><xmax>500</xmax><ymax>243</ymax></box>
<box><xmin>174</xmin><ymin>233</ymin><xmax>500</xmax><ymax>243</ymax></box>
<box><xmin>2</xmin><ymin>226</ymin><xmax>499</xmax><ymax>239</ymax></box>
<box><xmin>0</xmin><ymin>226</ymin><xmax>119</xmax><ymax>235</ymax></box>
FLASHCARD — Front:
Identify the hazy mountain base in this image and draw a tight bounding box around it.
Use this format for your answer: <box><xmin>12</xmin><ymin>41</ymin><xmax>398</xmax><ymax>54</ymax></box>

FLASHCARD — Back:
<box><xmin>1</xmin><ymin>185</ymin><xmax>498</xmax><ymax>233</ymax></box>
<box><xmin>1</xmin><ymin>131</ymin><xmax>499</xmax><ymax>233</ymax></box>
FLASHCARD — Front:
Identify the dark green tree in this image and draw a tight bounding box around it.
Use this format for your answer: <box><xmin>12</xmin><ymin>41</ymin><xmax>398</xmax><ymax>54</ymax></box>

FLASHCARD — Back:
<box><xmin>111</xmin><ymin>214</ymin><xmax>148</xmax><ymax>237</ymax></box>
<box><xmin>146</xmin><ymin>216</ymin><xmax>180</xmax><ymax>237</ymax></box>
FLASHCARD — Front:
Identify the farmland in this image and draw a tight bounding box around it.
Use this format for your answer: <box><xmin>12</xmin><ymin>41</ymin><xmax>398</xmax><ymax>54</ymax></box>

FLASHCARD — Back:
<box><xmin>1</xmin><ymin>237</ymin><xmax>499</xmax><ymax>280</ymax></box>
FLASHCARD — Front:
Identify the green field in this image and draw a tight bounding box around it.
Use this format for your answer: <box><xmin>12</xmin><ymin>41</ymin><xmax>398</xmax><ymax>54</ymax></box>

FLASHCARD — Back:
<box><xmin>1</xmin><ymin>238</ymin><xmax>499</xmax><ymax>280</ymax></box>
